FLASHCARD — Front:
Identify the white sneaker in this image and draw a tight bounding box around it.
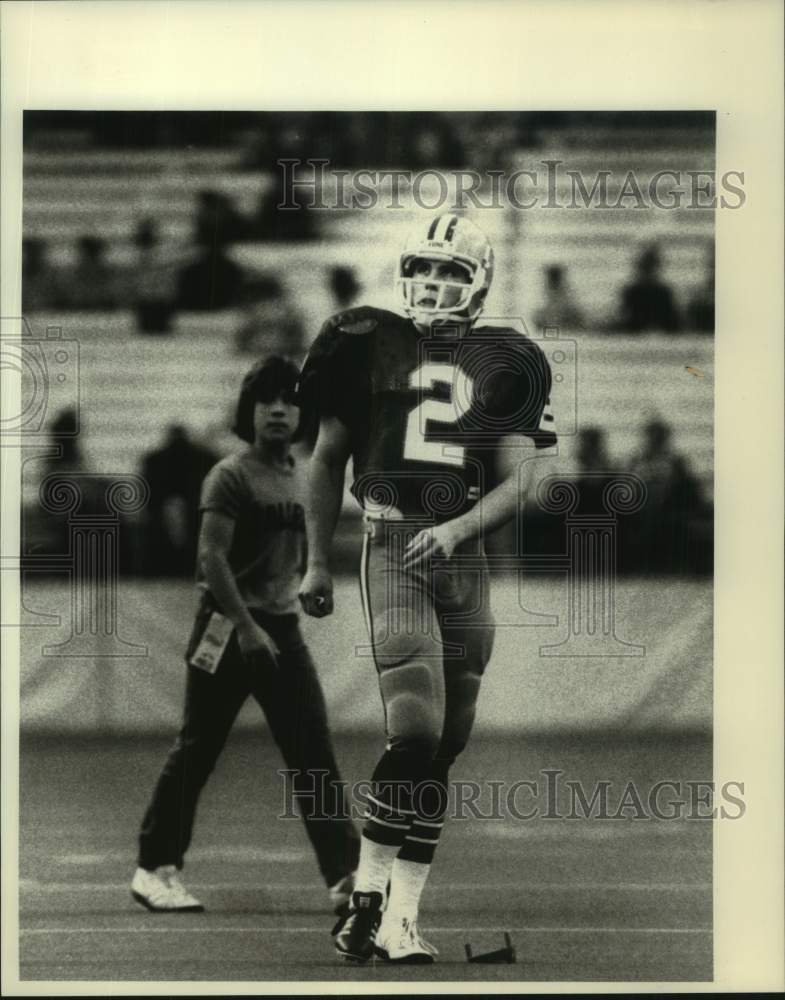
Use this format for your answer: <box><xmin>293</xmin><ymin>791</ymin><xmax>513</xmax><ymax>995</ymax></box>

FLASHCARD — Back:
<box><xmin>374</xmin><ymin>912</ymin><xmax>437</xmax><ymax>964</ymax></box>
<box><xmin>328</xmin><ymin>871</ymin><xmax>356</xmax><ymax>915</ymax></box>
<box><xmin>131</xmin><ymin>865</ymin><xmax>204</xmax><ymax>912</ymax></box>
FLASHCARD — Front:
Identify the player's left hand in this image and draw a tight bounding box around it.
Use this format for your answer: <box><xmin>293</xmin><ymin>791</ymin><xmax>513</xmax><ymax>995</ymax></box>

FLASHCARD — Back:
<box><xmin>402</xmin><ymin>522</ymin><xmax>463</xmax><ymax>571</ymax></box>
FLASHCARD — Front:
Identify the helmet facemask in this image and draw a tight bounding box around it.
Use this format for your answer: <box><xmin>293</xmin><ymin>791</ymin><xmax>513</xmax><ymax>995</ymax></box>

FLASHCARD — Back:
<box><xmin>397</xmin><ymin>252</ymin><xmax>488</xmax><ymax>330</ymax></box>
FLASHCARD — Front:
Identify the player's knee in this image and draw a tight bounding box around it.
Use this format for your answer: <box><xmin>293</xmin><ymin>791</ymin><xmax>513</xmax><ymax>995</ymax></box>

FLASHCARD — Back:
<box><xmin>370</xmin><ymin>610</ymin><xmax>435</xmax><ymax>668</ymax></box>
<box><xmin>382</xmin><ymin>684</ymin><xmax>442</xmax><ymax>758</ymax></box>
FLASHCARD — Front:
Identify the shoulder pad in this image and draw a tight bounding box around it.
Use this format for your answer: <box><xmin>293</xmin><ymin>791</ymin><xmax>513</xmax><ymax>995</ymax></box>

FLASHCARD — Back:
<box><xmin>332</xmin><ymin>305</ymin><xmax>383</xmax><ymax>336</ymax></box>
<box><xmin>473</xmin><ymin>323</ymin><xmax>547</xmax><ymax>357</ymax></box>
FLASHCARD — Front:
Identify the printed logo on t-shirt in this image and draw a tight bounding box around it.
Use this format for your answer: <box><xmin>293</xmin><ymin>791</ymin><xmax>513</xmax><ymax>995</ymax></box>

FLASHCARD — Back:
<box><xmin>258</xmin><ymin>500</ymin><xmax>305</xmax><ymax>532</ymax></box>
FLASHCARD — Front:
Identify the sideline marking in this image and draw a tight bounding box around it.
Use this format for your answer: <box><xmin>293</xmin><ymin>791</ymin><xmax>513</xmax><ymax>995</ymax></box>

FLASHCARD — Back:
<box><xmin>19</xmin><ymin>880</ymin><xmax>712</xmax><ymax>892</ymax></box>
<box><xmin>56</xmin><ymin>848</ymin><xmax>308</xmax><ymax>865</ymax></box>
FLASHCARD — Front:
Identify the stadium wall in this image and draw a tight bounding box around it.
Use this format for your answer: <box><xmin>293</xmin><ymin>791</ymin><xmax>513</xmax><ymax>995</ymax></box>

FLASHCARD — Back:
<box><xmin>19</xmin><ymin>576</ymin><xmax>711</xmax><ymax>737</ymax></box>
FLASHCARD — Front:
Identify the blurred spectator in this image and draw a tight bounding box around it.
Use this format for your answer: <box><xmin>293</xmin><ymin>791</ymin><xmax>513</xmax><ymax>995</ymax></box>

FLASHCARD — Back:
<box><xmin>576</xmin><ymin>426</ymin><xmax>615</xmax><ymax>472</ymax></box>
<box><xmin>255</xmin><ymin>168</ymin><xmax>318</xmax><ymax>241</ymax></box>
<box><xmin>233</xmin><ymin>275</ymin><xmax>306</xmax><ymax>361</ymax></box>
<box><xmin>33</xmin><ymin>408</ymin><xmax>109</xmax><ymax>556</ymax></box>
<box><xmin>176</xmin><ymin>243</ymin><xmax>245</xmax><ymax>311</ymax></box>
<box><xmin>22</xmin><ymin>238</ymin><xmax>63</xmax><ymax>311</ymax></box>
<box><xmin>685</xmin><ymin>243</ymin><xmax>715</xmax><ymax>332</ymax></box>
<box><xmin>62</xmin><ymin>236</ymin><xmax>120</xmax><ymax>310</ymax></box>
<box><xmin>328</xmin><ymin>265</ymin><xmax>362</xmax><ymax>311</ymax></box>
<box><xmin>194</xmin><ymin>189</ymin><xmax>249</xmax><ymax>246</ymax></box>
<box><xmin>629</xmin><ymin>419</ymin><xmax>682</xmax><ymax>510</ymax></box>
<box><xmin>44</xmin><ymin>408</ymin><xmax>87</xmax><ymax>476</ymax></box>
<box><xmin>616</xmin><ymin>245</ymin><xmax>681</xmax><ymax>333</ymax></box>
<box><xmin>627</xmin><ymin>418</ymin><xmax>711</xmax><ymax>572</ymax></box>
<box><xmin>131</xmin><ymin>219</ymin><xmax>178</xmax><ymax>334</ymax></box>
<box><xmin>141</xmin><ymin>424</ymin><xmax>219</xmax><ymax>576</ymax></box>
<box><xmin>533</xmin><ymin>264</ymin><xmax>585</xmax><ymax>331</ymax></box>
<box><xmin>575</xmin><ymin>426</ymin><xmax>617</xmax><ymax>514</ymax></box>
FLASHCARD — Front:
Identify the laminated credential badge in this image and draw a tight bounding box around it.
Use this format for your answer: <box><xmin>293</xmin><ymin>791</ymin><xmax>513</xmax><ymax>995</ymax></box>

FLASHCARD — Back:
<box><xmin>189</xmin><ymin>611</ymin><xmax>235</xmax><ymax>674</ymax></box>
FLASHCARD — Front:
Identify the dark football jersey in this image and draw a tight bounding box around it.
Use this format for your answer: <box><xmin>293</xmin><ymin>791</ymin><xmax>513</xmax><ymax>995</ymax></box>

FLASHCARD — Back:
<box><xmin>298</xmin><ymin>306</ymin><xmax>556</xmax><ymax>521</ymax></box>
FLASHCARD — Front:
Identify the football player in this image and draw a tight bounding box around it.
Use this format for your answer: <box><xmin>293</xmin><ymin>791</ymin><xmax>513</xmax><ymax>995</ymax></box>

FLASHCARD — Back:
<box><xmin>132</xmin><ymin>356</ymin><xmax>360</xmax><ymax>915</ymax></box>
<box><xmin>298</xmin><ymin>214</ymin><xmax>557</xmax><ymax>963</ymax></box>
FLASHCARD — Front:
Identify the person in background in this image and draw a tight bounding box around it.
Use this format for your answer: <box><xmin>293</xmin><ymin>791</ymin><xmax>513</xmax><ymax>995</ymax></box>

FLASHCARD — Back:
<box><xmin>44</xmin><ymin>408</ymin><xmax>85</xmax><ymax>476</ymax></box>
<box><xmin>616</xmin><ymin>244</ymin><xmax>681</xmax><ymax>333</ymax></box>
<box><xmin>175</xmin><ymin>241</ymin><xmax>245</xmax><ymax>312</ymax></box>
<box><xmin>194</xmin><ymin>189</ymin><xmax>249</xmax><ymax>246</ymax></box>
<box><xmin>627</xmin><ymin>418</ymin><xmax>709</xmax><ymax>571</ymax></box>
<box><xmin>574</xmin><ymin>426</ymin><xmax>617</xmax><ymax>516</ymax></box>
<box><xmin>533</xmin><ymin>264</ymin><xmax>585</xmax><ymax>332</ymax></box>
<box><xmin>141</xmin><ymin>425</ymin><xmax>219</xmax><ymax>577</ymax></box>
<box><xmin>132</xmin><ymin>357</ymin><xmax>359</xmax><ymax>914</ymax></box>
<box><xmin>131</xmin><ymin>218</ymin><xmax>178</xmax><ymax>334</ymax></box>
<box><xmin>35</xmin><ymin>408</ymin><xmax>98</xmax><ymax>556</ymax></box>
<box><xmin>62</xmin><ymin>235</ymin><xmax>120</xmax><ymax>310</ymax></box>
<box><xmin>233</xmin><ymin>275</ymin><xmax>306</xmax><ymax>363</ymax></box>
<box><xmin>22</xmin><ymin>237</ymin><xmax>63</xmax><ymax>312</ymax></box>
<box><xmin>328</xmin><ymin>266</ymin><xmax>362</xmax><ymax>313</ymax></box>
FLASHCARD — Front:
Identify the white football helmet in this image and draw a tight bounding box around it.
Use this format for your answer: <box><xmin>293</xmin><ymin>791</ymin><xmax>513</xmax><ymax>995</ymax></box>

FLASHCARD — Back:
<box><xmin>396</xmin><ymin>213</ymin><xmax>494</xmax><ymax>329</ymax></box>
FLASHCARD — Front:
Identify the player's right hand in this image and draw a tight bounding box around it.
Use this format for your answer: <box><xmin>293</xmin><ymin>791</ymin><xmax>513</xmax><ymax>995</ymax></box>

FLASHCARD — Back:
<box><xmin>299</xmin><ymin>565</ymin><xmax>334</xmax><ymax>617</ymax></box>
<box><xmin>236</xmin><ymin>620</ymin><xmax>278</xmax><ymax>666</ymax></box>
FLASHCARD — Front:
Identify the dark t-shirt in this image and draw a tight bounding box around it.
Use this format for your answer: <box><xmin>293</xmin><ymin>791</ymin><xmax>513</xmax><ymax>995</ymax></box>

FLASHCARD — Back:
<box><xmin>197</xmin><ymin>449</ymin><xmax>306</xmax><ymax>614</ymax></box>
<box><xmin>298</xmin><ymin>306</ymin><xmax>557</xmax><ymax>521</ymax></box>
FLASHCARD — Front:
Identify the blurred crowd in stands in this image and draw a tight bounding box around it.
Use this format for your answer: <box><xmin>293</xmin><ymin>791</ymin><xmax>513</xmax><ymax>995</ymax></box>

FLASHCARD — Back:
<box><xmin>484</xmin><ymin>417</ymin><xmax>712</xmax><ymax>575</ymax></box>
<box><xmin>22</xmin><ymin>207</ymin><xmax>362</xmax><ymax>360</ymax></box>
<box><xmin>23</xmin><ymin>205</ymin><xmax>307</xmax><ymax>339</ymax></box>
<box><xmin>24</xmin><ymin>212</ymin><xmax>714</xmax><ymax>336</ymax></box>
<box><xmin>532</xmin><ymin>242</ymin><xmax>714</xmax><ymax>334</ymax></box>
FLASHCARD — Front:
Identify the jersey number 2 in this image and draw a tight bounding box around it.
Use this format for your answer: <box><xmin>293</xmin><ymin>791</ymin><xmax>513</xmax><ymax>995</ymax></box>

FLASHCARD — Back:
<box><xmin>403</xmin><ymin>363</ymin><xmax>474</xmax><ymax>468</ymax></box>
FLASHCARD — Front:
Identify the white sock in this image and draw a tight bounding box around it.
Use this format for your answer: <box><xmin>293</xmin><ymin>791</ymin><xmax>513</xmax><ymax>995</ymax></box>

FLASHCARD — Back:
<box><xmin>354</xmin><ymin>836</ymin><xmax>399</xmax><ymax>895</ymax></box>
<box><xmin>384</xmin><ymin>857</ymin><xmax>431</xmax><ymax>920</ymax></box>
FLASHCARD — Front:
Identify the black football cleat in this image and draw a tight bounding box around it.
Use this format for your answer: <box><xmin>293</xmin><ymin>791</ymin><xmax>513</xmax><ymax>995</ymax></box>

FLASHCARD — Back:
<box><xmin>332</xmin><ymin>890</ymin><xmax>384</xmax><ymax>963</ymax></box>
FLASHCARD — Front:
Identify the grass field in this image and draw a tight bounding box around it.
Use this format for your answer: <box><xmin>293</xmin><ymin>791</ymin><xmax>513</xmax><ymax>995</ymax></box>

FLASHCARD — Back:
<box><xmin>18</xmin><ymin>731</ymin><xmax>712</xmax><ymax>984</ymax></box>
